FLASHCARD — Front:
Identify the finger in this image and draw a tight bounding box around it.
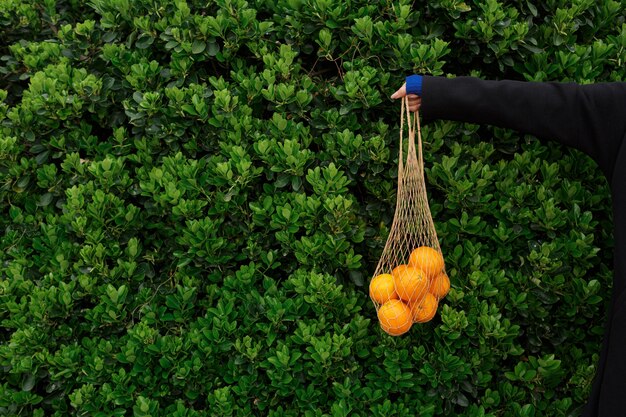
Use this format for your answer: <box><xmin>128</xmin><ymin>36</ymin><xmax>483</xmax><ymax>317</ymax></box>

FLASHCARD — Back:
<box><xmin>408</xmin><ymin>96</ymin><xmax>421</xmax><ymax>112</ymax></box>
<box><xmin>390</xmin><ymin>83</ymin><xmax>407</xmax><ymax>99</ymax></box>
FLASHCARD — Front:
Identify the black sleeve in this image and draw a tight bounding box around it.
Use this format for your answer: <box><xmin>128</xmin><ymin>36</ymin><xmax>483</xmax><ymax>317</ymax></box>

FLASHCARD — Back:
<box><xmin>421</xmin><ymin>75</ymin><xmax>626</xmax><ymax>180</ymax></box>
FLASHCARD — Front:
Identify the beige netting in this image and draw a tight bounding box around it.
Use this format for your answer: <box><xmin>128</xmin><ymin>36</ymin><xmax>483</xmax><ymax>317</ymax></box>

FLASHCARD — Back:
<box><xmin>369</xmin><ymin>97</ymin><xmax>449</xmax><ymax>336</ymax></box>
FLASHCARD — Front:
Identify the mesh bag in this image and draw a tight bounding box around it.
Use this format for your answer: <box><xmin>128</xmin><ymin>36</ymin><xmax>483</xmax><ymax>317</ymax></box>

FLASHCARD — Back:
<box><xmin>369</xmin><ymin>97</ymin><xmax>449</xmax><ymax>336</ymax></box>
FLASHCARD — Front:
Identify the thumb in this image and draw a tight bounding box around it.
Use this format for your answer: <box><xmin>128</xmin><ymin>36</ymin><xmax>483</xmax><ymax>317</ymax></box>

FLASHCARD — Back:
<box><xmin>390</xmin><ymin>83</ymin><xmax>407</xmax><ymax>100</ymax></box>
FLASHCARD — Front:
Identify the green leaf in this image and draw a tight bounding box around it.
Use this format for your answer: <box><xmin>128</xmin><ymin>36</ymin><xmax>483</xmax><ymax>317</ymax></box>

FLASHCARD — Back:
<box><xmin>36</xmin><ymin>150</ymin><xmax>49</xmax><ymax>164</ymax></box>
<box><xmin>38</xmin><ymin>193</ymin><xmax>53</xmax><ymax>207</ymax></box>
<box><xmin>22</xmin><ymin>373</ymin><xmax>36</xmax><ymax>392</ymax></box>
<box><xmin>136</xmin><ymin>33</ymin><xmax>154</xmax><ymax>49</ymax></box>
<box><xmin>207</xmin><ymin>42</ymin><xmax>219</xmax><ymax>56</ymax></box>
<box><xmin>192</xmin><ymin>40</ymin><xmax>206</xmax><ymax>54</ymax></box>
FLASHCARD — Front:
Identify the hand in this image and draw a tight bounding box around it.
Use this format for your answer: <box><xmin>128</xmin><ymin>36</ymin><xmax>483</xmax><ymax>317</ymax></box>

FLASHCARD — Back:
<box><xmin>390</xmin><ymin>83</ymin><xmax>421</xmax><ymax>112</ymax></box>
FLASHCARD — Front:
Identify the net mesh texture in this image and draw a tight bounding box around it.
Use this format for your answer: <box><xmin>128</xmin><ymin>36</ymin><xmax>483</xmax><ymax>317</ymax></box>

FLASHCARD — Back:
<box><xmin>369</xmin><ymin>97</ymin><xmax>449</xmax><ymax>336</ymax></box>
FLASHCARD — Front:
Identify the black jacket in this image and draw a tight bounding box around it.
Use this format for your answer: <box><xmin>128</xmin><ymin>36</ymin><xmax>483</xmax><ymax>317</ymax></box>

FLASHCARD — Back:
<box><xmin>421</xmin><ymin>76</ymin><xmax>626</xmax><ymax>416</ymax></box>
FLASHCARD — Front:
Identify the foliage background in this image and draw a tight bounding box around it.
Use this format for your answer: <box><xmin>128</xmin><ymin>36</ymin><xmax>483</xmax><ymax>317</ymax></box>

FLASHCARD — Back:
<box><xmin>1</xmin><ymin>0</ymin><xmax>623</xmax><ymax>416</ymax></box>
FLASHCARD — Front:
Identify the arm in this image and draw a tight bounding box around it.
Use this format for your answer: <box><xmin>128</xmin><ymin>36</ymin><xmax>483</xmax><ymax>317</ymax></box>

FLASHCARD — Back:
<box><xmin>418</xmin><ymin>76</ymin><xmax>626</xmax><ymax>180</ymax></box>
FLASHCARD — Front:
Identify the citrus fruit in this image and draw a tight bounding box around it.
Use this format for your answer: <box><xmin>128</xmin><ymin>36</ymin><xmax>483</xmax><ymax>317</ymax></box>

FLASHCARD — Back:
<box><xmin>410</xmin><ymin>293</ymin><xmax>438</xmax><ymax>323</ymax></box>
<box><xmin>377</xmin><ymin>299</ymin><xmax>413</xmax><ymax>336</ymax></box>
<box><xmin>408</xmin><ymin>246</ymin><xmax>444</xmax><ymax>279</ymax></box>
<box><xmin>392</xmin><ymin>264</ymin><xmax>428</xmax><ymax>302</ymax></box>
<box><xmin>430</xmin><ymin>271</ymin><xmax>450</xmax><ymax>299</ymax></box>
<box><xmin>369</xmin><ymin>273</ymin><xmax>399</xmax><ymax>305</ymax></box>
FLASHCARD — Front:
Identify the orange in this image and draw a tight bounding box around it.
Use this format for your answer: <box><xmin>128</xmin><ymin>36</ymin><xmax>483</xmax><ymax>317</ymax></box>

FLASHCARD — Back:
<box><xmin>392</xmin><ymin>265</ymin><xmax>428</xmax><ymax>302</ymax></box>
<box><xmin>409</xmin><ymin>246</ymin><xmax>444</xmax><ymax>279</ymax></box>
<box><xmin>430</xmin><ymin>271</ymin><xmax>450</xmax><ymax>299</ymax></box>
<box><xmin>369</xmin><ymin>274</ymin><xmax>399</xmax><ymax>305</ymax></box>
<box><xmin>410</xmin><ymin>293</ymin><xmax>438</xmax><ymax>323</ymax></box>
<box><xmin>377</xmin><ymin>299</ymin><xmax>412</xmax><ymax>336</ymax></box>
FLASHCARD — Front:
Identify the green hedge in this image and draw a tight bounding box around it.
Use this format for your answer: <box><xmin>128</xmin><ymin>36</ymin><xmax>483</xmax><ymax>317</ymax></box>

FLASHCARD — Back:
<box><xmin>1</xmin><ymin>0</ymin><xmax>623</xmax><ymax>415</ymax></box>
